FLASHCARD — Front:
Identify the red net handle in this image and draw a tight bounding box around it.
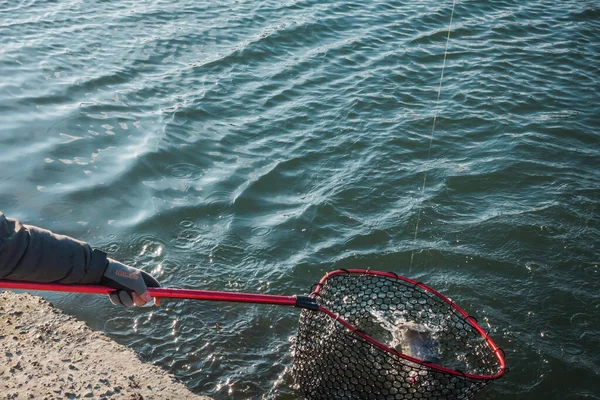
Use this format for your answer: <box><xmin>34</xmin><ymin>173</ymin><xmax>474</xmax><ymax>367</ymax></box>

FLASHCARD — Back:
<box><xmin>313</xmin><ymin>269</ymin><xmax>507</xmax><ymax>381</ymax></box>
<box><xmin>0</xmin><ymin>280</ymin><xmax>309</xmax><ymax>308</ymax></box>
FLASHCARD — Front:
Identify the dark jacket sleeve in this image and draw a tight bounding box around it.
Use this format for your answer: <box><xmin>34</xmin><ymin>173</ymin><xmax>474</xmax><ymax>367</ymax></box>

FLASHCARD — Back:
<box><xmin>0</xmin><ymin>212</ymin><xmax>108</xmax><ymax>284</ymax></box>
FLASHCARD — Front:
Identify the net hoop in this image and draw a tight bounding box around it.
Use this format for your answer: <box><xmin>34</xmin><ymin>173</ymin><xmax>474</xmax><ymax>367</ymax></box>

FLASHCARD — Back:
<box><xmin>311</xmin><ymin>269</ymin><xmax>506</xmax><ymax>381</ymax></box>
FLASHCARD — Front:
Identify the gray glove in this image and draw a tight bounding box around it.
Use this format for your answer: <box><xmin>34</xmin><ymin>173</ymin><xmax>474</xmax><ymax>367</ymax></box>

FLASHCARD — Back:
<box><xmin>101</xmin><ymin>259</ymin><xmax>160</xmax><ymax>307</ymax></box>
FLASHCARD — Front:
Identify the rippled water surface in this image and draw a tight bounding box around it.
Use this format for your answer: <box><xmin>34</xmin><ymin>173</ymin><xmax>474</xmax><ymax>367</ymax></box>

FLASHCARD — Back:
<box><xmin>1</xmin><ymin>0</ymin><xmax>599</xmax><ymax>398</ymax></box>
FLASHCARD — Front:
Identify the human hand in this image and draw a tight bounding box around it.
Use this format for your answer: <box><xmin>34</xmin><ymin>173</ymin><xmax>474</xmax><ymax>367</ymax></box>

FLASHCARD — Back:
<box><xmin>101</xmin><ymin>259</ymin><xmax>161</xmax><ymax>307</ymax></box>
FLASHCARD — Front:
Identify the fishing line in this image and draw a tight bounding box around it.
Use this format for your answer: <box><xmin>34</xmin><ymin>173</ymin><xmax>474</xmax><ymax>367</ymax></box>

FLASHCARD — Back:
<box><xmin>410</xmin><ymin>0</ymin><xmax>457</xmax><ymax>272</ymax></box>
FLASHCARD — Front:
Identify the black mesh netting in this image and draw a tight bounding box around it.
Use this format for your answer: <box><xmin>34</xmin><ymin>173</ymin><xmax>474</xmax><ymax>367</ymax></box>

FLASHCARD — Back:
<box><xmin>292</xmin><ymin>271</ymin><xmax>504</xmax><ymax>400</ymax></box>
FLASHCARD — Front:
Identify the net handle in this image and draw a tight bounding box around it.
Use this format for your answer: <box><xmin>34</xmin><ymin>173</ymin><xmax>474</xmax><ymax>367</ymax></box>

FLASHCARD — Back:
<box><xmin>315</xmin><ymin>269</ymin><xmax>507</xmax><ymax>381</ymax></box>
<box><xmin>0</xmin><ymin>280</ymin><xmax>318</xmax><ymax>309</ymax></box>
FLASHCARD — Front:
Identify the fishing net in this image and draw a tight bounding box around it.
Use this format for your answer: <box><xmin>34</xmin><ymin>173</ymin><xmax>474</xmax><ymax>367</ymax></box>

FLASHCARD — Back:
<box><xmin>292</xmin><ymin>270</ymin><xmax>505</xmax><ymax>400</ymax></box>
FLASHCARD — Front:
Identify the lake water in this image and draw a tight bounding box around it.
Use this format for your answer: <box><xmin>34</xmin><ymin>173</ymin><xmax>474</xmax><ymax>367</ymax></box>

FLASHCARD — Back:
<box><xmin>1</xmin><ymin>0</ymin><xmax>598</xmax><ymax>398</ymax></box>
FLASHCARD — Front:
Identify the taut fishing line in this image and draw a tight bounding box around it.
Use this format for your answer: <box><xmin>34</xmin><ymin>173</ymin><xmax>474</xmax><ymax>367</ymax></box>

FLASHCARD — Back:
<box><xmin>410</xmin><ymin>0</ymin><xmax>457</xmax><ymax>273</ymax></box>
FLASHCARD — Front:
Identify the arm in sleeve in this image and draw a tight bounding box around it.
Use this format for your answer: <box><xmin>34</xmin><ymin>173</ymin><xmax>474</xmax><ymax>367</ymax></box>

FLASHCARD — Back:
<box><xmin>0</xmin><ymin>212</ymin><xmax>108</xmax><ymax>284</ymax></box>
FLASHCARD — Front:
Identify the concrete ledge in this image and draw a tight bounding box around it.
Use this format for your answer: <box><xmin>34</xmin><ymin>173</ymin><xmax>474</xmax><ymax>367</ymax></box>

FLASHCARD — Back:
<box><xmin>0</xmin><ymin>291</ymin><xmax>211</xmax><ymax>400</ymax></box>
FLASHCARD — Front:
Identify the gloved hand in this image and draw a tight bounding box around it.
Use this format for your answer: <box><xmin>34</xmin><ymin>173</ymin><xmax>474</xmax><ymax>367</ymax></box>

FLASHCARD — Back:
<box><xmin>101</xmin><ymin>259</ymin><xmax>161</xmax><ymax>307</ymax></box>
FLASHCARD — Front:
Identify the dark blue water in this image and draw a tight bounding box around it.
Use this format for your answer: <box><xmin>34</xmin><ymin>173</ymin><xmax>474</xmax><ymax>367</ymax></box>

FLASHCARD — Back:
<box><xmin>1</xmin><ymin>0</ymin><xmax>598</xmax><ymax>398</ymax></box>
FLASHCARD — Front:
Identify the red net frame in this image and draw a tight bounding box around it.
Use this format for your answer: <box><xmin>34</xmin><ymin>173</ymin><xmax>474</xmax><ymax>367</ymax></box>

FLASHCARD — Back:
<box><xmin>292</xmin><ymin>269</ymin><xmax>506</xmax><ymax>399</ymax></box>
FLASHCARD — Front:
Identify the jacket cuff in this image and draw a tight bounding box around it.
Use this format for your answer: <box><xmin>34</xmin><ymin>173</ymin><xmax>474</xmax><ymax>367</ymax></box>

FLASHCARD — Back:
<box><xmin>83</xmin><ymin>248</ymin><xmax>108</xmax><ymax>284</ymax></box>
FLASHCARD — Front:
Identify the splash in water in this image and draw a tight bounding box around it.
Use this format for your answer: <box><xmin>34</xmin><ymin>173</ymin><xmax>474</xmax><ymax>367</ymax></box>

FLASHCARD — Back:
<box><xmin>370</xmin><ymin>310</ymin><xmax>441</xmax><ymax>364</ymax></box>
